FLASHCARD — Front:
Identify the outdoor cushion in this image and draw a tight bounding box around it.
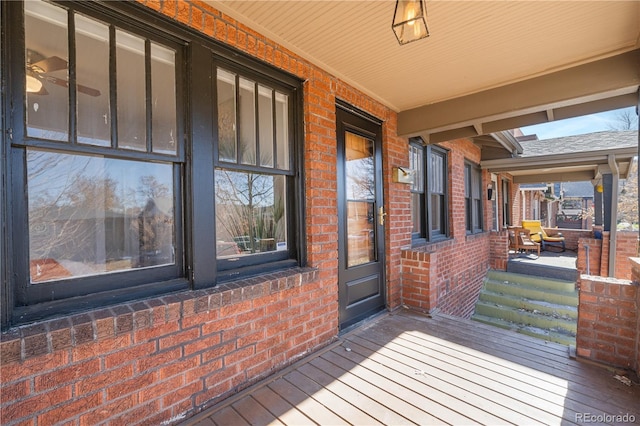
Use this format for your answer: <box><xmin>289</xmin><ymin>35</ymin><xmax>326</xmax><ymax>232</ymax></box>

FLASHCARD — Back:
<box><xmin>521</xmin><ymin>220</ymin><xmax>565</xmax><ymax>251</ymax></box>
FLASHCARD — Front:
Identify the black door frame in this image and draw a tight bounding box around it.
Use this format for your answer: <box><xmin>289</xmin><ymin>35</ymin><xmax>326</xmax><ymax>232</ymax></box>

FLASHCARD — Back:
<box><xmin>336</xmin><ymin>101</ymin><xmax>386</xmax><ymax>330</ymax></box>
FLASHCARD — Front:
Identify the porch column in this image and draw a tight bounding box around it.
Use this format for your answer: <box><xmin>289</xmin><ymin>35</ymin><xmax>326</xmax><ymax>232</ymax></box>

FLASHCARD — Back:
<box><xmin>593</xmin><ymin>185</ymin><xmax>603</xmax><ymax>226</ymax></box>
<box><xmin>602</xmin><ymin>174</ymin><xmax>612</xmax><ymax>232</ymax></box>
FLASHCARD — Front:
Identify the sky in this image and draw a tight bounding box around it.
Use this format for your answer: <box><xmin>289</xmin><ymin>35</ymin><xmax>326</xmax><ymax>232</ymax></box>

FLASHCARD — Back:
<box><xmin>521</xmin><ymin>106</ymin><xmax>638</xmax><ymax>140</ymax></box>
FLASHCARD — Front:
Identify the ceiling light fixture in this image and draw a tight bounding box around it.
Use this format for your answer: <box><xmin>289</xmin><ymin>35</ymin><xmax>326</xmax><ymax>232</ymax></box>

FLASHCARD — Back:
<box><xmin>392</xmin><ymin>0</ymin><xmax>430</xmax><ymax>45</ymax></box>
<box><xmin>26</xmin><ymin>74</ymin><xmax>43</xmax><ymax>93</ymax></box>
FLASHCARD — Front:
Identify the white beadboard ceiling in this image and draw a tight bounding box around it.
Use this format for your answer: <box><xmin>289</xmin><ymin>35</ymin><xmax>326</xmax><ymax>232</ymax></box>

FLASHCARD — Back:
<box><xmin>208</xmin><ymin>1</ymin><xmax>640</xmax><ymax>136</ymax></box>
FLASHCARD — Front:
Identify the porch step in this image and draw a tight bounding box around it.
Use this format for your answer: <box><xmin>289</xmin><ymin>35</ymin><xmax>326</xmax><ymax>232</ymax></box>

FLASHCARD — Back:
<box><xmin>471</xmin><ymin>314</ymin><xmax>577</xmax><ymax>347</ymax></box>
<box><xmin>507</xmin><ymin>257</ymin><xmax>578</xmax><ymax>282</ymax></box>
<box><xmin>471</xmin><ymin>270</ymin><xmax>577</xmax><ymax>346</ymax></box>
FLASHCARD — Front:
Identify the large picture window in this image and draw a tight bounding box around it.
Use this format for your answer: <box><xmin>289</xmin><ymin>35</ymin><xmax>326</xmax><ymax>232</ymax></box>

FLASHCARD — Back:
<box><xmin>410</xmin><ymin>139</ymin><xmax>449</xmax><ymax>242</ymax></box>
<box><xmin>4</xmin><ymin>0</ymin><xmax>303</xmax><ymax>326</ymax></box>
<box><xmin>10</xmin><ymin>0</ymin><xmax>184</xmax><ymax>310</ymax></box>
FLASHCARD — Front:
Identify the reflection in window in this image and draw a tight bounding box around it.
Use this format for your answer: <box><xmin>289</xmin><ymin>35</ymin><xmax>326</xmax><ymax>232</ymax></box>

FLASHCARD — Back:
<box><xmin>27</xmin><ymin>150</ymin><xmax>175</xmax><ymax>283</ymax></box>
<box><xmin>24</xmin><ymin>0</ymin><xmax>178</xmax><ymax>155</ymax></box>
<box><xmin>215</xmin><ymin>170</ymin><xmax>287</xmax><ymax>258</ymax></box>
<box><xmin>345</xmin><ymin>132</ymin><xmax>375</xmax><ymax>267</ymax></box>
<box><xmin>25</xmin><ymin>0</ymin><xmax>69</xmax><ymax>141</ymax></box>
<box><xmin>345</xmin><ymin>133</ymin><xmax>374</xmax><ymax>201</ymax></box>
<box><xmin>217</xmin><ymin>69</ymin><xmax>237</xmax><ymax>162</ymax></box>
<box><xmin>347</xmin><ymin>201</ymin><xmax>375</xmax><ymax>267</ymax></box>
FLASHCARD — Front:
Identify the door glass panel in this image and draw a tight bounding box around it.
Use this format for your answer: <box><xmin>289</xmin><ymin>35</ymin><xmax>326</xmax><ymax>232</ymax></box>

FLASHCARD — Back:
<box><xmin>345</xmin><ymin>131</ymin><xmax>375</xmax><ymax>267</ymax></box>
<box><xmin>25</xmin><ymin>0</ymin><xmax>69</xmax><ymax>141</ymax></box>
<box><xmin>347</xmin><ymin>201</ymin><xmax>375</xmax><ymax>267</ymax></box>
<box><xmin>76</xmin><ymin>14</ymin><xmax>110</xmax><ymax>146</ymax></box>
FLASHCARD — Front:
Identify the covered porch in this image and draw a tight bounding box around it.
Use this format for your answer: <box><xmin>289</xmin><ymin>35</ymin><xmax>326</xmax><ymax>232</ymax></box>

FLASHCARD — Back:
<box><xmin>185</xmin><ymin>310</ymin><xmax>640</xmax><ymax>426</ymax></box>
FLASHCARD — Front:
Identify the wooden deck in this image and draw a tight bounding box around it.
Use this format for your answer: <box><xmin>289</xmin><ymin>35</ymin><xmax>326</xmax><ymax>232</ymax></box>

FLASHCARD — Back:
<box><xmin>183</xmin><ymin>310</ymin><xmax>640</xmax><ymax>426</ymax></box>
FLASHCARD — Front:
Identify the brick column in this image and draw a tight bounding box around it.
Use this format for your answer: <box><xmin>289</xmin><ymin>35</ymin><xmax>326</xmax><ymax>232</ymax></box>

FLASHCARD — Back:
<box><xmin>489</xmin><ymin>230</ymin><xmax>508</xmax><ymax>271</ymax></box>
<box><xmin>577</xmin><ymin>272</ymin><xmax>639</xmax><ymax>373</ymax></box>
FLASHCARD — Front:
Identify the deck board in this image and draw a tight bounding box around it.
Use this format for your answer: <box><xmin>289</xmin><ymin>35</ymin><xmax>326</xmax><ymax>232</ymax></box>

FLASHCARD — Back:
<box><xmin>184</xmin><ymin>310</ymin><xmax>640</xmax><ymax>426</ymax></box>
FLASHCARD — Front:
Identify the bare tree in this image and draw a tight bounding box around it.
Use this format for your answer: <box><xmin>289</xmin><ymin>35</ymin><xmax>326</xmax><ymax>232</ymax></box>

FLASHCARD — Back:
<box><xmin>607</xmin><ymin>109</ymin><xmax>638</xmax><ymax>131</ymax></box>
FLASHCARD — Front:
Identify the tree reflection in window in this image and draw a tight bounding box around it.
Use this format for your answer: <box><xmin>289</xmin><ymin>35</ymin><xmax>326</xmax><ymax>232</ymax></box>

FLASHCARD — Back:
<box><xmin>215</xmin><ymin>170</ymin><xmax>286</xmax><ymax>258</ymax></box>
<box><xmin>27</xmin><ymin>150</ymin><xmax>175</xmax><ymax>282</ymax></box>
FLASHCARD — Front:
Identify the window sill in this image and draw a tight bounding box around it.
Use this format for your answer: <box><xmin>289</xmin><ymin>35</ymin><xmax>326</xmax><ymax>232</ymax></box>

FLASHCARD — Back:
<box><xmin>1</xmin><ymin>266</ymin><xmax>319</xmax><ymax>364</ymax></box>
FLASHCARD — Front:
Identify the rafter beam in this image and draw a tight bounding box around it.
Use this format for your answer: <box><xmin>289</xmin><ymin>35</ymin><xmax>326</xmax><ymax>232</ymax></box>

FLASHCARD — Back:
<box><xmin>398</xmin><ymin>49</ymin><xmax>640</xmax><ymax>138</ymax></box>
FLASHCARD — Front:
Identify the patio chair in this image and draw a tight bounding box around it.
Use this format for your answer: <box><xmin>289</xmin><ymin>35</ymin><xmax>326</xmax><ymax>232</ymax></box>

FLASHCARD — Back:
<box><xmin>521</xmin><ymin>220</ymin><xmax>565</xmax><ymax>252</ymax></box>
<box><xmin>510</xmin><ymin>226</ymin><xmax>540</xmax><ymax>257</ymax></box>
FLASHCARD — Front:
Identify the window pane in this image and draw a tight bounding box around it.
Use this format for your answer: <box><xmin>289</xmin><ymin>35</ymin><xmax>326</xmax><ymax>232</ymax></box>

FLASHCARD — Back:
<box><xmin>27</xmin><ymin>150</ymin><xmax>175</xmax><ymax>283</ymax></box>
<box><xmin>239</xmin><ymin>78</ymin><xmax>256</xmax><ymax>165</ymax></box>
<box><xmin>411</xmin><ymin>192</ymin><xmax>422</xmax><ymax>235</ymax></box>
<box><xmin>431</xmin><ymin>193</ymin><xmax>441</xmax><ymax>232</ymax></box>
<box><xmin>410</xmin><ymin>144</ymin><xmax>423</xmax><ymax>193</ymax></box>
<box><xmin>215</xmin><ymin>170</ymin><xmax>287</xmax><ymax>258</ymax></box>
<box><xmin>430</xmin><ymin>152</ymin><xmax>443</xmax><ymax>194</ymax></box>
<box><xmin>25</xmin><ymin>0</ymin><xmax>69</xmax><ymax>141</ymax></box>
<box><xmin>472</xmin><ymin>167</ymin><xmax>481</xmax><ymax>198</ymax></box>
<box><xmin>116</xmin><ymin>30</ymin><xmax>146</xmax><ymax>151</ymax></box>
<box><xmin>258</xmin><ymin>85</ymin><xmax>274</xmax><ymax>167</ymax></box>
<box><xmin>76</xmin><ymin>14</ymin><xmax>110</xmax><ymax>147</ymax></box>
<box><xmin>275</xmin><ymin>92</ymin><xmax>289</xmax><ymax>169</ymax></box>
<box><xmin>347</xmin><ymin>201</ymin><xmax>375</xmax><ymax>267</ymax></box>
<box><xmin>217</xmin><ymin>68</ymin><xmax>237</xmax><ymax>162</ymax></box>
<box><xmin>151</xmin><ymin>43</ymin><xmax>177</xmax><ymax>154</ymax></box>
<box><xmin>464</xmin><ymin>165</ymin><xmax>470</xmax><ymax>197</ymax></box>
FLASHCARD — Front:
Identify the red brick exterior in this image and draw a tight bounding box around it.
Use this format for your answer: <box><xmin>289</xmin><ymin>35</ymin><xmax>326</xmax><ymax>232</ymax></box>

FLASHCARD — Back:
<box><xmin>578</xmin><ymin>231</ymin><xmax>638</xmax><ymax>279</ymax></box>
<box><xmin>490</xmin><ymin>230</ymin><xmax>509</xmax><ymax>271</ymax></box>
<box><xmin>577</xmin><ymin>267</ymin><xmax>639</xmax><ymax>374</ymax></box>
<box><xmin>400</xmin><ymin>139</ymin><xmax>492</xmax><ymax>319</ymax></box>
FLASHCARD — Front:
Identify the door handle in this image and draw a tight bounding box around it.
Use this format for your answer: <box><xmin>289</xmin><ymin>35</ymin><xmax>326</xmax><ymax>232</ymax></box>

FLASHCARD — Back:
<box><xmin>378</xmin><ymin>206</ymin><xmax>387</xmax><ymax>226</ymax></box>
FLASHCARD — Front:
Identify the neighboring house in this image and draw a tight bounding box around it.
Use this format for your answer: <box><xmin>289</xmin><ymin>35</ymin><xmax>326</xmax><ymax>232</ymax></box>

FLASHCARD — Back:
<box><xmin>556</xmin><ymin>181</ymin><xmax>594</xmax><ymax>229</ymax></box>
<box><xmin>1</xmin><ymin>1</ymin><xmax>639</xmax><ymax>425</ymax></box>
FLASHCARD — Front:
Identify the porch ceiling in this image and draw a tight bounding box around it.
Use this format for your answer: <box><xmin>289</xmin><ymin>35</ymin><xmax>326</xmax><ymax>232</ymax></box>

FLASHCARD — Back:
<box><xmin>207</xmin><ymin>1</ymin><xmax>640</xmax><ymax>141</ymax></box>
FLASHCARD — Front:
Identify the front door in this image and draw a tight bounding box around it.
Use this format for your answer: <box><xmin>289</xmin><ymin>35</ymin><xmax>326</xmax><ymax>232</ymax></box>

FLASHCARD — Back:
<box><xmin>336</xmin><ymin>104</ymin><xmax>386</xmax><ymax>330</ymax></box>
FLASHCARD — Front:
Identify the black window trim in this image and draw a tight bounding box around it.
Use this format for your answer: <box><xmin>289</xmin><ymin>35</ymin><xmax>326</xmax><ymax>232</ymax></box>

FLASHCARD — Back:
<box><xmin>464</xmin><ymin>160</ymin><xmax>484</xmax><ymax>235</ymax></box>
<box><xmin>502</xmin><ymin>177</ymin><xmax>511</xmax><ymax>228</ymax></box>
<box><xmin>410</xmin><ymin>138</ymin><xmax>450</xmax><ymax>244</ymax></box>
<box><xmin>1</xmin><ymin>0</ymin><xmax>307</xmax><ymax>328</ymax></box>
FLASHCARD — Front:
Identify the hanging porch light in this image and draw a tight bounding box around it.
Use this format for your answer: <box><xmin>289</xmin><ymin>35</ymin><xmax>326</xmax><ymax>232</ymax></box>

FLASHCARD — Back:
<box><xmin>392</xmin><ymin>0</ymin><xmax>430</xmax><ymax>45</ymax></box>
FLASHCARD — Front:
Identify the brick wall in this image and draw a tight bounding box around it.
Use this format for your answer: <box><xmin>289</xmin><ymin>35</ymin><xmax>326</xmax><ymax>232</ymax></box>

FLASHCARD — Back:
<box><xmin>577</xmin><ymin>238</ymin><xmax>603</xmax><ymax>276</ymax></box>
<box><xmin>490</xmin><ymin>230</ymin><xmax>509</xmax><ymax>271</ymax></box>
<box><xmin>578</xmin><ymin>232</ymin><xmax>637</xmax><ymax>279</ymax></box>
<box><xmin>400</xmin><ymin>139</ymin><xmax>491</xmax><ymax>319</ymax></box>
<box><xmin>0</xmin><ymin>1</ymin><xmax>413</xmax><ymax>424</ymax></box>
<box><xmin>0</xmin><ymin>270</ymin><xmax>336</xmax><ymax>425</ymax></box>
<box><xmin>577</xmin><ymin>271</ymin><xmax>639</xmax><ymax>374</ymax></box>
<box><xmin>614</xmin><ymin>232</ymin><xmax>638</xmax><ymax>279</ymax></box>
<box><xmin>556</xmin><ymin>228</ymin><xmax>592</xmax><ymax>252</ymax></box>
